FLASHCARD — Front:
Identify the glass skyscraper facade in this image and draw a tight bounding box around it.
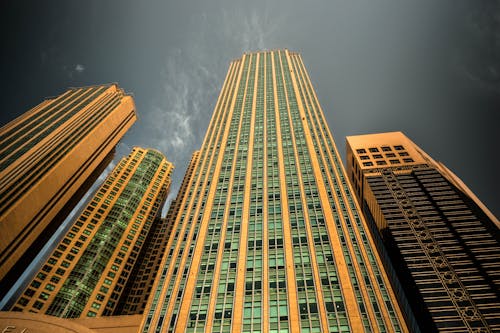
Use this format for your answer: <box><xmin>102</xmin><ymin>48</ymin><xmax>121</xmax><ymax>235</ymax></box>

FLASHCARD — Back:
<box><xmin>11</xmin><ymin>147</ymin><xmax>173</xmax><ymax>318</ymax></box>
<box><xmin>116</xmin><ymin>152</ymin><xmax>200</xmax><ymax>315</ymax></box>
<box><xmin>141</xmin><ymin>50</ymin><xmax>408</xmax><ymax>332</ymax></box>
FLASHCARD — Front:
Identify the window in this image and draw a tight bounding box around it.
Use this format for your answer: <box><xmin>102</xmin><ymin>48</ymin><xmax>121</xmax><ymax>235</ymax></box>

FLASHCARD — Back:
<box><xmin>389</xmin><ymin>159</ymin><xmax>400</xmax><ymax>164</ymax></box>
<box><xmin>373</xmin><ymin>154</ymin><xmax>383</xmax><ymax>159</ymax></box>
<box><xmin>403</xmin><ymin>158</ymin><xmax>414</xmax><ymax>163</ymax></box>
<box><xmin>360</xmin><ymin>155</ymin><xmax>369</xmax><ymax>160</ymax></box>
<box><xmin>362</xmin><ymin>162</ymin><xmax>373</xmax><ymax>167</ymax></box>
<box><xmin>33</xmin><ymin>301</ymin><xmax>44</xmax><ymax>310</ymax></box>
<box><xmin>394</xmin><ymin>145</ymin><xmax>404</xmax><ymax>150</ymax></box>
<box><xmin>382</xmin><ymin>146</ymin><xmax>391</xmax><ymax>152</ymax></box>
<box><xmin>369</xmin><ymin>147</ymin><xmax>379</xmax><ymax>152</ymax></box>
<box><xmin>356</xmin><ymin>149</ymin><xmax>366</xmax><ymax>154</ymax></box>
<box><xmin>376</xmin><ymin>161</ymin><xmax>387</xmax><ymax>166</ymax></box>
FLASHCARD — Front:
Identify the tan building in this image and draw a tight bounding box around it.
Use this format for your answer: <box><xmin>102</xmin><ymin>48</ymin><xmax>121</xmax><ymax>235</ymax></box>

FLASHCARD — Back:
<box><xmin>346</xmin><ymin>131</ymin><xmax>500</xmax><ymax>332</ymax></box>
<box><xmin>10</xmin><ymin>147</ymin><xmax>173</xmax><ymax>319</ymax></box>
<box><xmin>141</xmin><ymin>50</ymin><xmax>410</xmax><ymax>332</ymax></box>
<box><xmin>115</xmin><ymin>151</ymin><xmax>199</xmax><ymax>315</ymax></box>
<box><xmin>0</xmin><ymin>84</ymin><xmax>137</xmax><ymax>299</ymax></box>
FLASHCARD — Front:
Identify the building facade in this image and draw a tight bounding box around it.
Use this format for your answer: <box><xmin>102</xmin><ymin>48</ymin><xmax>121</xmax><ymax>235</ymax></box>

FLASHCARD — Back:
<box><xmin>346</xmin><ymin>132</ymin><xmax>500</xmax><ymax>332</ymax></box>
<box><xmin>0</xmin><ymin>84</ymin><xmax>137</xmax><ymax>298</ymax></box>
<box><xmin>141</xmin><ymin>50</ymin><xmax>409</xmax><ymax>332</ymax></box>
<box><xmin>11</xmin><ymin>147</ymin><xmax>173</xmax><ymax>318</ymax></box>
<box><xmin>115</xmin><ymin>151</ymin><xmax>200</xmax><ymax>315</ymax></box>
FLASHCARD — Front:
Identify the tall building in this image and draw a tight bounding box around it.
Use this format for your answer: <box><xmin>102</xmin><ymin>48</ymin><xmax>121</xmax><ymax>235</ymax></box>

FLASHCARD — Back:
<box><xmin>0</xmin><ymin>84</ymin><xmax>137</xmax><ymax>299</ymax></box>
<box><xmin>115</xmin><ymin>151</ymin><xmax>200</xmax><ymax>315</ymax></box>
<box><xmin>346</xmin><ymin>132</ymin><xmax>500</xmax><ymax>332</ymax></box>
<box><xmin>141</xmin><ymin>50</ymin><xmax>410</xmax><ymax>332</ymax></box>
<box><xmin>10</xmin><ymin>147</ymin><xmax>173</xmax><ymax>319</ymax></box>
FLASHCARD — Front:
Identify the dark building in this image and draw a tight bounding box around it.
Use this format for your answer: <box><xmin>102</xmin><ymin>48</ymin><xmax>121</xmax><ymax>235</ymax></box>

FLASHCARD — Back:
<box><xmin>346</xmin><ymin>131</ymin><xmax>500</xmax><ymax>332</ymax></box>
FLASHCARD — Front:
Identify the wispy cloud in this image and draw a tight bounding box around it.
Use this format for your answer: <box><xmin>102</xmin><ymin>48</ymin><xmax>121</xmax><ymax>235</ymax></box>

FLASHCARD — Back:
<box><xmin>452</xmin><ymin>3</ymin><xmax>500</xmax><ymax>92</ymax></box>
<box><xmin>75</xmin><ymin>64</ymin><xmax>85</xmax><ymax>73</ymax></box>
<box><xmin>140</xmin><ymin>45</ymin><xmax>222</xmax><ymax>213</ymax></box>
<box><xmin>222</xmin><ymin>7</ymin><xmax>282</xmax><ymax>52</ymax></box>
<box><xmin>145</xmin><ymin>50</ymin><xmax>218</xmax><ymax>161</ymax></box>
<box><xmin>140</xmin><ymin>6</ymin><xmax>284</xmax><ymax>211</ymax></box>
<box><xmin>62</xmin><ymin>63</ymin><xmax>86</xmax><ymax>78</ymax></box>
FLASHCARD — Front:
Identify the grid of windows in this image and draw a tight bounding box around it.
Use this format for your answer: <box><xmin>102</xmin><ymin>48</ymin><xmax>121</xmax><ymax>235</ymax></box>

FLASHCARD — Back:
<box><xmin>291</xmin><ymin>52</ymin><xmax>405</xmax><ymax>332</ymax></box>
<box><xmin>12</xmin><ymin>148</ymin><xmax>172</xmax><ymax>318</ymax></box>
<box><xmin>353</xmin><ymin>145</ymin><xmax>414</xmax><ymax>170</ymax></box>
<box><xmin>142</xmin><ymin>50</ymin><xmax>408</xmax><ymax>333</ymax></box>
<box><xmin>363</xmin><ymin>167</ymin><xmax>500</xmax><ymax>332</ymax></box>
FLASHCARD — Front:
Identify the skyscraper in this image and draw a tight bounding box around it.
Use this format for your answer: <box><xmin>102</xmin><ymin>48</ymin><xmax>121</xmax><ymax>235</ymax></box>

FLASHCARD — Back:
<box><xmin>141</xmin><ymin>50</ymin><xmax>409</xmax><ymax>332</ymax></box>
<box><xmin>0</xmin><ymin>84</ymin><xmax>137</xmax><ymax>299</ymax></box>
<box><xmin>346</xmin><ymin>131</ymin><xmax>500</xmax><ymax>332</ymax></box>
<box><xmin>10</xmin><ymin>147</ymin><xmax>173</xmax><ymax>319</ymax></box>
<box><xmin>115</xmin><ymin>151</ymin><xmax>200</xmax><ymax>315</ymax></box>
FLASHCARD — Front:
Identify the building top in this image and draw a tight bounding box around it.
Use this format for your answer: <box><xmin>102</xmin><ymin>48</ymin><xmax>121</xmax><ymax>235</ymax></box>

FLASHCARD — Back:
<box><xmin>346</xmin><ymin>131</ymin><xmax>499</xmax><ymax>226</ymax></box>
<box><xmin>346</xmin><ymin>131</ymin><xmax>431</xmax><ymax>171</ymax></box>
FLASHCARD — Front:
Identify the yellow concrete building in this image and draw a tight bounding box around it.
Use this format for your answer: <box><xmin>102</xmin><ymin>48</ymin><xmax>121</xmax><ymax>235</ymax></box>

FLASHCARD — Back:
<box><xmin>10</xmin><ymin>147</ymin><xmax>173</xmax><ymax>318</ymax></box>
<box><xmin>0</xmin><ymin>84</ymin><xmax>137</xmax><ymax>299</ymax></box>
<box><xmin>141</xmin><ymin>50</ymin><xmax>409</xmax><ymax>332</ymax></box>
<box><xmin>346</xmin><ymin>131</ymin><xmax>500</xmax><ymax>332</ymax></box>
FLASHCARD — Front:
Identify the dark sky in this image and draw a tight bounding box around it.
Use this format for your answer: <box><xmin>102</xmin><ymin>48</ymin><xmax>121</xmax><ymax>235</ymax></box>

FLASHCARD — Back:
<box><xmin>1</xmin><ymin>0</ymin><xmax>499</xmax><ymax>217</ymax></box>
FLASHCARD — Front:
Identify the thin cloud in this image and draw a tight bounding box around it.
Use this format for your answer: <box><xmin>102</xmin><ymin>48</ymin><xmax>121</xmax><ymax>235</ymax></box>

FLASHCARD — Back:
<box><xmin>75</xmin><ymin>64</ymin><xmax>85</xmax><ymax>73</ymax></box>
<box><xmin>222</xmin><ymin>7</ymin><xmax>282</xmax><ymax>52</ymax></box>
<box><xmin>143</xmin><ymin>48</ymin><xmax>220</xmax><ymax>164</ymax></box>
<box><xmin>140</xmin><ymin>6</ymin><xmax>285</xmax><ymax>212</ymax></box>
<box><xmin>62</xmin><ymin>63</ymin><xmax>86</xmax><ymax>78</ymax></box>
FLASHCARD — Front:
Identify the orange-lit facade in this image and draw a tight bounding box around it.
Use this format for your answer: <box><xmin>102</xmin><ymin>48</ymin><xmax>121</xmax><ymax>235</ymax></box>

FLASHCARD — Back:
<box><xmin>10</xmin><ymin>147</ymin><xmax>173</xmax><ymax>318</ymax></box>
<box><xmin>141</xmin><ymin>50</ymin><xmax>409</xmax><ymax>332</ymax></box>
<box><xmin>0</xmin><ymin>84</ymin><xmax>136</xmax><ymax>299</ymax></box>
<box><xmin>346</xmin><ymin>131</ymin><xmax>500</xmax><ymax>332</ymax></box>
<box><xmin>116</xmin><ymin>151</ymin><xmax>199</xmax><ymax>315</ymax></box>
